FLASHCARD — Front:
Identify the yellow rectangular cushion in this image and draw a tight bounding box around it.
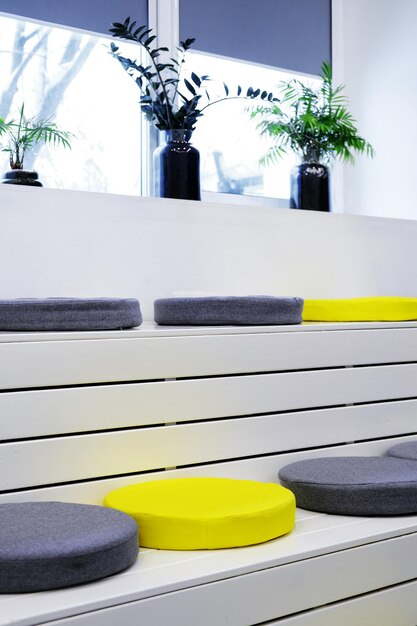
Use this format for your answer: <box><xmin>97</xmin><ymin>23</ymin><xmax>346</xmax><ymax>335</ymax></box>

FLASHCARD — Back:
<box><xmin>303</xmin><ymin>297</ymin><xmax>417</xmax><ymax>322</ymax></box>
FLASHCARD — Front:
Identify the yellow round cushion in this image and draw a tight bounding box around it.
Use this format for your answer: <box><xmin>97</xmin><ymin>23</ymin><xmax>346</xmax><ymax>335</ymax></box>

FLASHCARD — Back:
<box><xmin>104</xmin><ymin>477</ymin><xmax>295</xmax><ymax>550</ymax></box>
<box><xmin>303</xmin><ymin>297</ymin><xmax>417</xmax><ymax>322</ymax></box>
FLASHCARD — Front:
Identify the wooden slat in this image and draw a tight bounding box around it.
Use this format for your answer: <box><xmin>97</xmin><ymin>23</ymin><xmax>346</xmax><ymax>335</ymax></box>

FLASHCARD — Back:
<box><xmin>1</xmin><ymin>326</ymin><xmax>417</xmax><ymax>626</ymax></box>
<box><xmin>0</xmin><ymin>436</ymin><xmax>415</xmax><ymax>505</ymax></box>
<box><xmin>43</xmin><ymin>539</ymin><xmax>417</xmax><ymax>626</ymax></box>
<box><xmin>1</xmin><ymin>327</ymin><xmax>417</xmax><ymax>389</ymax></box>
<box><xmin>2</xmin><ymin>321</ymin><xmax>417</xmax><ymax>344</ymax></box>
<box><xmin>2</xmin><ymin>411</ymin><xmax>417</xmax><ymax>491</ymax></box>
<box><xmin>2</xmin><ymin>525</ymin><xmax>417</xmax><ymax>626</ymax></box>
<box><xmin>269</xmin><ymin>579</ymin><xmax>417</xmax><ymax>625</ymax></box>
<box><xmin>42</xmin><ymin>580</ymin><xmax>417</xmax><ymax>626</ymax></box>
<box><xmin>0</xmin><ymin>436</ymin><xmax>416</xmax><ymax>504</ymax></box>
<box><xmin>2</xmin><ymin>364</ymin><xmax>417</xmax><ymax>440</ymax></box>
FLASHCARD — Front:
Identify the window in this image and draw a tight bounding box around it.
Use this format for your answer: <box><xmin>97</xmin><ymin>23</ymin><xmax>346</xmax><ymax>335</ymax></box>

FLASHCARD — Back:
<box><xmin>0</xmin><ymin>11</ymin><xmax>322</xmax><ymax>204</ymax></box>
<box><xmin>186</xmin><ymin>51</ymin><xmax>321</xmax><ymax>203</ymax></box>
<box><xmin>0</xmin><ymin>14</ymin><xmax>145</xmax><ymax>195</ymax></box>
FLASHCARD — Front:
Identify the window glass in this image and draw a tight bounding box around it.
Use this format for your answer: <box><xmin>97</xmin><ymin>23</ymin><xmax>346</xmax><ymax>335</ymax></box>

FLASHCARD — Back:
<box><xmin>0</xmin><ymin>14</ymin><xmax>143</xmax><ymax>195</ymax></box>
<box><xmin>186</xmin><ymin>52</ymin><xmax>321</xmax><ymax>201</ymax></box>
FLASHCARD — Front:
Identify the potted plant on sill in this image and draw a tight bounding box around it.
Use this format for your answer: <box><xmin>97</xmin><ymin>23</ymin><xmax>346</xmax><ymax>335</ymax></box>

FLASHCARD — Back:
<box><xmin>0</xmin><ymin>104</ymin><xmax>73</xmax><ymax>187</ymax></box>
<box><xmin>109</xmin><ymin>18</ymin><xmax>277</xmax><ymax>201</ymax></box>
<box><xmin>251</xmin><ymin>62</ymin><xmax>374</xmax><ymax>212</ymax></box>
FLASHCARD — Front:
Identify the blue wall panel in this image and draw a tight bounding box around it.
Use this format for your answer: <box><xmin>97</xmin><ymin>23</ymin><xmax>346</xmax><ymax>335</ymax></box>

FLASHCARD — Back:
<box><xmin>180</xmin><ymin>0</ymin><xmax>331</xmax><ymax>75</ymax></box>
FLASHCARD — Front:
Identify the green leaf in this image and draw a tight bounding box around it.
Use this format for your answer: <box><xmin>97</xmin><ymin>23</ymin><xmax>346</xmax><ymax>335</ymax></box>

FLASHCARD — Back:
<box><xmin>250</xmin><ymin>58</ymin><xmax>373</xmax><ymax>164</ymax></box>
<box><xmin>133</xmin><ymin>25</ymin><xmax>147</xmax><ymax>37</ymax></box>
<box><xmin>180</xmin><ymin>38</ymin><xmax>196</xmax><ymax>50</ymax></box>
<box><xmin>109</xmin><ymin>17</ymin><xmax>290</xmax><ymax>134</ymax></box>
<box><xmin>138</xmin><ymin>28</ymin><xmax>152</xmax><ymax>42</ymax></box>
<box><xmin>191</xmin><ymin>72</ymin><xmax>201</xmax><ymax>87</ymax></box>
<box><xmin>184</xmin><ymin>78</ymin><xmax>196</xmax><ymax>95</ymax></box>
<box><xmin>143</xmin><ymin>35</ymin><xmax>157</xmax><ymax>47</ymax></box>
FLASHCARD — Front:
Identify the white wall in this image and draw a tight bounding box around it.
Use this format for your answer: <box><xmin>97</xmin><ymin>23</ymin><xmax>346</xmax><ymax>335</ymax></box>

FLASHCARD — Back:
<box><xmin>332</xmin><ymin>0</ymin><xmax>417</xmax><ymax>220</ymax></box>
<box><xmin>1</xmin><ymin>185</ymin><xmax>416</xmax><ymax>321</ymax></box>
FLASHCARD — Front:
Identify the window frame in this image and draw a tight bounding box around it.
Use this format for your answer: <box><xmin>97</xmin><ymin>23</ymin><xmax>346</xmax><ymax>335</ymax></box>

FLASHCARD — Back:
<box><xmin>148</xmin><ymin>0</ymin><xmax>322</xmax><ymax>208</ymax></box>
<box><xmin>0</xmin><ymin>0</ymin><xmax>323</xmax><ymax>206</ymax></box>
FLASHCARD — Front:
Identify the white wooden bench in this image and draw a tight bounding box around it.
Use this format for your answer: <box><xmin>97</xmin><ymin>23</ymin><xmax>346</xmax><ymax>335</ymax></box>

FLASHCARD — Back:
<box><xmin>1</xmin><ymin>321</ymin><xmax>417</xmax><ymax>625</ymax></box>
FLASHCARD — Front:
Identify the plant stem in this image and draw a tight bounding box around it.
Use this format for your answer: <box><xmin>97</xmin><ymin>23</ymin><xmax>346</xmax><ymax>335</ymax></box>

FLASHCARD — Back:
<box><xmin>141</xmin><ymin>42</ymin><xmax>173</xmax><ymax>128</ymax></box>
<box><xmin>172</xmin><ymin>47</ymin><xmax>186</xmax><ymax>113</ymax></box>
<box><xmin>199</xmin><ymin>95</ymin><xmax>252</xmax><ymax>115</ymax></box>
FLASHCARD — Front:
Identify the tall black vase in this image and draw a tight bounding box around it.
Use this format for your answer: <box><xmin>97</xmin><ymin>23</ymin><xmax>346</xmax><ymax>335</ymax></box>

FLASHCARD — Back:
<box><xmin>153</xmin><ymin>130</ymin><xmax>201</xmax><ymax>201</ymax></box>
<box><xmin>290</xmin><ymin>159</ymin><xmax>330</xmax><ymax>212</ymax></box>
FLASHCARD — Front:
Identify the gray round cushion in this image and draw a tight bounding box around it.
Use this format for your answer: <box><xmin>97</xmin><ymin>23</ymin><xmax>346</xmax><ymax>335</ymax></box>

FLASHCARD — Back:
<box><xmin>387</xmin><ymin>441</ymin><xmax>417</xmax><ymax>461</ymax></box>
<box><xmin>0</xmin><ymin>298</ymin><xmax>142</xmax><ymax>331</ymax></box>
<box><xmin>0</xmin><ymin>502</ymin><xmax>138</xmax><ymax>592</ymax></box>
<box><xmin>278</xmin><ymin>456</ymin><xmax>417</xmax><ymax>516</ymax></box>
<box><xmin>154</xmin><ymin>296</ymin><xmax>304</xmax><ymax>326</ymax></box>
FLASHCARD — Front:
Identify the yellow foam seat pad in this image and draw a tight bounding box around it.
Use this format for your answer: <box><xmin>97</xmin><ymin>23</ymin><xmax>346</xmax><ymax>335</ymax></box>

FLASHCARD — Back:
<box><xmin>104</xmin><ymin>477</ymin><xmax>295</xmax><ymax>550</ymax></box>
<box><xmin>303</xmin><ymin>297</ymin><xmax>417</xmax><ymax>322</ymax></box>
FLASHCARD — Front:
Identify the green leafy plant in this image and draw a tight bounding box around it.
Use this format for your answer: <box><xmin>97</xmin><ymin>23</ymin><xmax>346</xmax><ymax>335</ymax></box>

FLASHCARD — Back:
<box><xmin>252</xmin><ymin>62</ymin><xmax>374</xmax><ymax>164</ymax></box>
<box><xmin>0</xmin><ymin>103</ymin><xmax>73</xmax><ymax>170</ymax></box>
<box><xmin>109</xmin><ymin>18</ymin><xmax>278</xmax><ymax>133</ymax></box>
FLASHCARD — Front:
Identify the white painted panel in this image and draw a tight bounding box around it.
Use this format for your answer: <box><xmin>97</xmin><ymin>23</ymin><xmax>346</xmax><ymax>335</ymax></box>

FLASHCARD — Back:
<box><xmin>1</xmin><ymin>187</ymin><xmax>417</xmax><ymax>322</ymax></box>
<box><xmin>3</xmin><ymin>533</ymin><xmax>417</xmax><ymax>626</ymax></box>
<box><xmin>333</xmin><ymin>0</ymin><xmax>417</xmax><ymax>221</ymax></box>
<box><xmin>1</xmin><ymin>328</ymin><xmax>417</xmax><ymax>389</ymax></box>
<box><xmin>43</xmin><ymin>579</ymin><xmax>417</xmax><ymax>626</ymax></box>
<box><xmin>2</xmin><ymin>407</ymin><xmax>417</xmax><ymax>491</ymax></box>
<box><xmin>3</xmin><ymin>405</ymin><xmax>417</xmax><ymax>489</ymax></box>
<box><xmin>269</xmin><ymin>578</ymin><xmax>417</xmax><ymax>625</ymax></box>
<box><xmin>1</xmin><ymin>435</ymin><xmax>416</xmax><ymax>505</ymax></box>
<box><xmin>2</xmin><ymin>365</ymin><xmax>417</xmax><ymax>439</ymax></box>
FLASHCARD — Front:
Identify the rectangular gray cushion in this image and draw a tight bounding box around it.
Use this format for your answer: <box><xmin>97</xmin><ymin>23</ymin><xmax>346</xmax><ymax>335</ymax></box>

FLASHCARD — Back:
<box><xmin>154</xmin><ymin>296</ymin><xmax>304</xmax><ymax>326</ymax></box>
<box><xmin>0</xmin><ymin>298</ymin><xmax>142</xmax><ymax>331</ymax></box>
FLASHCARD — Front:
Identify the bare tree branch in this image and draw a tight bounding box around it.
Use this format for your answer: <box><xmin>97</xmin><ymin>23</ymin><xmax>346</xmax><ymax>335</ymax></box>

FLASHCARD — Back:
<box><xmin>60</xmin><ymin>33</ymin><xmax>82</xmax><ymax>65</ymax></box>
<box><xmin>11</xmin><ymin>22</ymin><xmax>42</xmax><ymax>70</ymax></box>
<box><xmin>25</xmin><ymin>37</ymin><xmax>96</xmax><ymax>168</ymax></box>
<box><xmin>0</xmin><ymin>29</ymin><xmax>49</xmax><ymax>118</ymax></box>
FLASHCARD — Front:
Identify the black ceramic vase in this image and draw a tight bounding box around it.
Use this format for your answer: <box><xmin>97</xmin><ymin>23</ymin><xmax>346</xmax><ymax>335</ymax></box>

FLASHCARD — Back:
<box><xmin>290</xmin><ymin>152</ymin><xmax>329</xmax><ymax>212</ymax></box>
<box><xmin>1</xmin><ymin>170</ymin><xmax>43</xmax><ymax>187</ymax></box>
<box><xmin>153</xmin><ymin>129</ymin><xmax>201</xmax><ymax>201</ymax></box>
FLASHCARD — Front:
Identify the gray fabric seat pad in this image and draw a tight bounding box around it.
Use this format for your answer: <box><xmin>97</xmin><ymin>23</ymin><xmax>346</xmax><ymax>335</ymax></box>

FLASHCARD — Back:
<box><xmin>0</xmin><ymin>502</ymin><xmax>138</xmax><ymax>592</ymax></box>
<box><xmin>387</xmin><ymin>441</ymin><xmax>417</xmax><ymax>461</ymax></box>
<box><xmin>0</xmin><ymin>298</ymin><xmax>142</xmax><ymax>331</ymax></box>
<box><xmin>278</xmin><ymin>456</ymin><xmax>417</xmax><ymax>516</ymax></box>
<box><xmin>154</xmin><ymin>296</ymin><xmax>304</xmax><ymax>326</ymax></box>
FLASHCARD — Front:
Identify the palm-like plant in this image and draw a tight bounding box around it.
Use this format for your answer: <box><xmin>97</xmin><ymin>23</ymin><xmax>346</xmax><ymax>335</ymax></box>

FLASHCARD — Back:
<box><xmin>109</xmin><ymin>18</ymin><xmax>277</xmax><ymax>133</ymax></box>
<box><xmin>0</xmin><ymin>104</ymin><xmax>73</xmax><ymax>170</ymax></box>
<box><xmin>252</xmin><ymin>62</ymin><xmax>374</xmax><ymax>164</ymax></box>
